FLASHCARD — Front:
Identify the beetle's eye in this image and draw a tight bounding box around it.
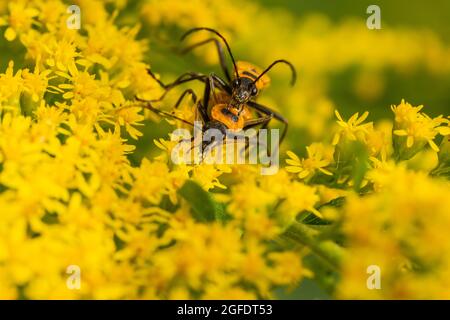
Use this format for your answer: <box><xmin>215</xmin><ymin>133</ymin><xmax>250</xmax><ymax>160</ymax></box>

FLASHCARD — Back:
<box><xmin>251</xmin><ymin>86</ymin><xmax>258</xmax><ymax>96</ymax></box>
<box><xmin>233</xmin><ymin>79</ymin><xmax>240</xmax><ymax>87</ymax></box>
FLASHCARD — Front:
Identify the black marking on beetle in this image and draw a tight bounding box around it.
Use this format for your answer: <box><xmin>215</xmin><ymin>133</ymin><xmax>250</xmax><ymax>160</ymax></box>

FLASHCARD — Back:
<box><xmin>221</xmin><ymin>107</ymin><xmax>239</xmax><ymax>122</ymax></box>
<box><xmin>242</xmin><ymin>71</ymin><xmax>258</xmax><ymax>79</ymax></box>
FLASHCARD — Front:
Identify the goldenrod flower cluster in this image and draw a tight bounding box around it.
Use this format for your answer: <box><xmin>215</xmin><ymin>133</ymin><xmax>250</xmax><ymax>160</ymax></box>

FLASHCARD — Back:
<box><xmin>0</xmin><ymin>0</ymin><xmax>310</xmax><ymax>299</ymax></box>
<box><xmin>0</xmin><ymin>0</ymin><xmax>449</xmax><ymax>300</ymax></box>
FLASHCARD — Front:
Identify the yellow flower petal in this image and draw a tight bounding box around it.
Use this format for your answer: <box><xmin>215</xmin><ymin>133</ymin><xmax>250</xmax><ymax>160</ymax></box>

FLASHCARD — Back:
<box><xmin>154</xmin><ymin>139</ymin><xmax>167</xmax><ymax>150</ymax></box>
<box><xmin>318</xmin><ymin>168</ymin><xmax>333</xmax><ymax>176</ymax></box>
<box><xmin>332</xmin><ymin>133</ymin><xmax>340</xmax><ymax>146</ymax></box>
<box><xmin>437</xmin><ymin>127</ymin><xmax>450</xmax><ymax>136</ymax></box>
<box><xmin>63</xmin><ymin>92</ymin><xmax>74</xmax><ymax>99</ymax></box>
<box><xmin>309</xmin><ymin>207</ymin><xmax>323</xmax><ymax>219</ymax></box>
<box><xmin>286</xmin><ymin>150</ymin><xmax>300</xmax><ymax>162</ymax></box>
<box><xmin>298</xmin><ymin>170</ymin><xmax>310</xmax><ymax>179</ymax></box>
<box><xmin>58</xmin><ymin>84</ymin><xmax>74</xmax><ymax>89</ymax></box>
<box><xmin>334</xmin><ymin>110</ymin><xmax>343</xmax><ymax>122</ymax></box>
<box><xmin>348</xmin><ymin>112</ymin><xmax>359</xmax><ymax>124</ymax></box>
<box><xmin>286</xmin><ymin>166</ymin><xmax>303</xmax><ymax>173</ymax></box>
<box><xmin>4</xmin><ymin>27</ymin><xmax>16</xmax><ymax>41</ymax></box>
<box><xmin>428</xmin><ymin>139</ymin><xmax>440</xmax><ymax>152</ymax></box>
<box><xmin>286</xmin><ymin>159</ymin><xmax>300</xmax><ymax>166</ymax></box>
<box><xmin>46</xmin><ymin>58</ymin><xmax>55</xmax><ymax>67</ymax></box>
<box><xmin>68</xmin><ymin>61</ymin><xmax>79</xmax><ymax>77</ymax></box>
<box><xmin>355</xmin><ymin>111</ymin><xmax>369</xmax><ymax>125</ymax></box>
<box><xmin>393</xmin><ymin>129</ymin><xmax>408</xmax><ymax>136</ymax></box>
<box><xmin>406</xmin><ymin>135</ymin><xmax>414</xmax><ymax>148</ymax></box>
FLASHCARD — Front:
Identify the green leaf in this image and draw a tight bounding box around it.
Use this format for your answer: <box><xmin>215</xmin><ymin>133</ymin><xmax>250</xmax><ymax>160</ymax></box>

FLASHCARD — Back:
<box><xmin>299</xmin><ymin>197</ymin><xmax>345</xmax><ymax>225</ymax></box>
<box><xmin>178</xmin><ymin>180</ymin><xmax>216</xmax><ymax>223</ymax></box>
<box><xmin>300</xmin><ymin>211</ymin><xmax>329</xmax><ymax>225</ymax></box>
<box><xmin>274</xmin><ymin>278</ymin><xmax>331</xmax><ymax>300</ymax></box>
<box><xmin>350</xmin><ymin>141</ymin><xmax>369</xmax><ymax>191</ymax></box>
<box><xmin>214</xmin><ymin>201</ymin><xmax>233</xmax><ymax>222</ymax></box>
<box><xmin>279</xmin><ymin>222</ymin><xmax>345</xmax><ymax>271</ymax></box>
<box><xmin>320</xmin><ymin>196</ymin><xmax>346</xmax><ymax>208</ymax></box>
<box><xmin>303</xmin><ymin>254</ymin><xmax>339</xmax><ymax>294</ymax></box>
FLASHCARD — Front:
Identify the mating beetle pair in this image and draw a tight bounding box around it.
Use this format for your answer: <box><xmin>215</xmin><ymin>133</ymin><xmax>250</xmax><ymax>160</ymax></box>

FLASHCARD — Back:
<box><xmin>137</xmin><ymin>27</ymin><xmax>296</xmax><ymax>150</ymax></box>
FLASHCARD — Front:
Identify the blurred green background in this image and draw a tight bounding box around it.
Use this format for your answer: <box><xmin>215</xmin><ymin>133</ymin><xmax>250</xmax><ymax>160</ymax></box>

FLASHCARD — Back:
<box><xmin>262</xmin><ymin>0</ymin><xmax>450</xmax><ymax>39</ymax></box>
<box><xmin>270</xmin><ymin>0</ymin><xmax>450</xmax><ymax>117</ymax></box>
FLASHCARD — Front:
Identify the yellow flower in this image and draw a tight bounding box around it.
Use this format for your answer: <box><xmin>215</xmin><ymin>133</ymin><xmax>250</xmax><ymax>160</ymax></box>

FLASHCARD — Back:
<box><xmin>286</xmin><ymin>143</ymin><xmax>334</xmax><ymax>179</ymax></box>
<box><xmin>115</xmin><ymin>106</ymin><xmax>144</xmax><ymax>140</ymax></box>
<box><xmin>191</xmin><ymin>163</ymin><xmax>231</xmax><ymax>190</ymax></box>
<box><xmin>228</xmin><ymin>180</ymin><xmax>277</xmax><ymax>219</ymax></box>
<box><xmin>43</xmin><ymin>35</ymin><xmax>82</xmax><ymax>71</ymax></box>
<box><xmin>280</xmin><ymin>182</ymin><xmax>321</xmax><ymax>219</ymax></box>
<box><xmin>129</xmin><ymin>158</ymin><xmax>171</xmax><ymax>204</ymax></box>
<box><xmin>3</xmin><ymin>2</ymin><xmax>39</xmax><ymax>41</ymax></box>
<box><xmin>34</xmin><ymin>0</ymin><xmax>67</xmax><ymax>30</ymax></box>
<box><xmin>22</xmin><ymin>63</ymin><xmax>56</xmax><ymax>102</ymax></box>
<box><xmin>365</xmin><ymin>121</ymin><xmax>392</xmax><ymax>161</ymax></box>
<box><xmin>339</xmin><ymin>166</ymin><xmax>450</xmax><ymax>299</ymax></box>
<box><xmin>332</xmin><ymin>110</ymin><xmax>372</xmax><ymax>145</ymax></box>
<box><xmin>268</xmin><ymin>252</ymin><xmax>312</xmax><ymax>286</ymax></box>
<box><xmin>0</xmin><ymin>113</ymin><xmax>35</xmax><ymax>163</ymax></box>
<box><xmin>57</xmin><ymin>62</ymin><xmax>111</xmax><ymax>101</ymax></box>
<box><xmin>84</xmin><ymin>22</ymin><xmax>147</xmax><ymax>69</ymax></box>
<box><xmin>391</xmin><ymin>99</ymin><xmax>423</xmax><ymax>124</ymax></box>
<box><xmin>0</xmin><ymin>61</ymin><xmax>23</xmax><ymax>109</ymax></box>
<box><xmin>33</xmin><ymin>100</ymin><xmax>68</xmax><ymax>140</ymax></box>
<box><xmin>392</xmin><ymin>99</ymin><xmax>448</xmax><ymax>158</ymax></box>
<box><xmin>116</xmin><ymin>62</ymin><xmax>163</xmax><ymax>98</ymax></box>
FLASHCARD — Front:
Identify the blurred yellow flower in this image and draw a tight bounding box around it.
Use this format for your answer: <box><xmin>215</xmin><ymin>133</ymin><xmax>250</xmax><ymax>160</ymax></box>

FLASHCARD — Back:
<box><xmin>392</xmin><ymin>99</ymin><xmax>448</xmax><ymax>158</ymax></box>
<box><xmin>2</xmin><ymin>2</ymin><xmax>39</xmax><ymax>41</ymax></box>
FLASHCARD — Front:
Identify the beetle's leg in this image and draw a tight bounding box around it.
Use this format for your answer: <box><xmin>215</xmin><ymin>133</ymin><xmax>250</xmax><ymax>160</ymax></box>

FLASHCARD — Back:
<box><xmin>199</xmin><ymin>75</ymin><xmax>216</xmax><ymax>122</ymax></box>
<box><xmin>143</xmin><ymin>70</ymin><xmax>232</xmax><ymax>104</ymax></box>
<box><xmin>210</xmin><ymin>73</ymin><xmax>232</xmax><ymax>95</ymax></box>
<box><xmin>180</xmin><ymin>38</ymin><xmax>232</xmax><ymax>82</ymax></box>
<box><xmin>239</xmin><ymin>114</ymin><xmax>273</xmax><ymax>156</ymax></box>
<box><xmin>207</xmin><ymin>73</ymin><xmax>221</xmax><ymax>105</ymax></box>
<box><xmin>148</xmin><ymin>68</ymin><xmax>231</xmax><ymax>96</ymax></box>
<box><xmin>198</xmin><ymin>73</ymin><xmax>232</xmax><ymax>120</ymax></box>
<box><xmin>243</xmin><ymin>114</ymin><xmax>273</xmax><ymax>129</ymax></box>
<box><xmin>147</xmin><ymin>70</ymin><xmax>207</xmax><ymax>89</ymax></box>
<box><xmin>136</xmin><ymin>100</ymin><xmax>195</xmax><ymax>127</ymax></box>
<box><xmin>140</xmin><ymin>70</ymin><xmax>208</xmax><ymax>103</ymax></box>
<box><xmin>246</xmin><ymin>100</ymin><xmax>288</xmax><ymax>144</ymax></box>
<box><xmin>173</xmin><ymin>89</ymin><xmax>197</xmax><ymax>109</ymax></box>
<box><xmin>136</xmin><ymin>88</ymin><xmax>198</xmax><ymax>126</ymax></box>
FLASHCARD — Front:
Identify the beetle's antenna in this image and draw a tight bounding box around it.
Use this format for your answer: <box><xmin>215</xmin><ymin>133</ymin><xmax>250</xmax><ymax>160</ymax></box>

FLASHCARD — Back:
<box><xmin>181</xmin><ymin>27</ymin><xmax>240</xmax><ymax>79</ymax></box>
<box><xmin>253</xmin><ymin>59</ymin><xmax>296</xmax><ymax>86</ymax></box>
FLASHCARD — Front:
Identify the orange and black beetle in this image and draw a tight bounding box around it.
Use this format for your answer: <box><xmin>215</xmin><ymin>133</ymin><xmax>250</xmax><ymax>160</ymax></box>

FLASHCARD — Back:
<box><xmin>137</xmin><ymin>27</ymin><xmax>296</xmax><ymax>148</ymax></box>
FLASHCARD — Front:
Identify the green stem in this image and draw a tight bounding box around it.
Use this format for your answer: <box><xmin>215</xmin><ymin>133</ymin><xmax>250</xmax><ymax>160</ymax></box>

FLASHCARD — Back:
<box><xmin>430</xmin><ymin>164</ymin><xmax>450</xmax><ymax>177</ymax></box>
<box><xmin>279</xmin><ymin>222</ymin><xmax>345</xmax><ymax>271</ymax></box>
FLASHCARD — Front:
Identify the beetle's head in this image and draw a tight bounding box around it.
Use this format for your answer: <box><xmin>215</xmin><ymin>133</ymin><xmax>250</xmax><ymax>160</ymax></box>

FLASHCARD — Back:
<box><xmin>231</xmin><ymin>77</ymin><xmax>258</xmax><ymax>105</ymax></box>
